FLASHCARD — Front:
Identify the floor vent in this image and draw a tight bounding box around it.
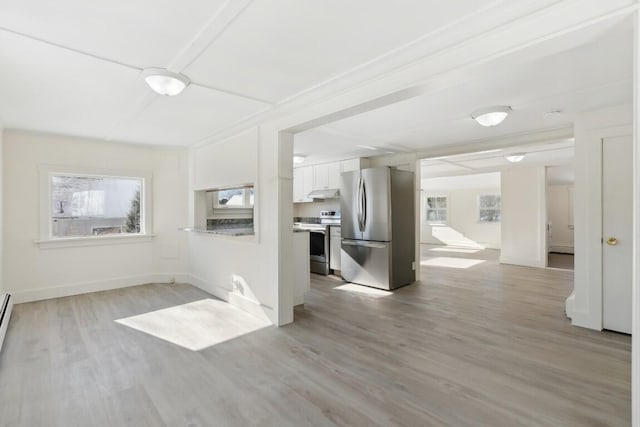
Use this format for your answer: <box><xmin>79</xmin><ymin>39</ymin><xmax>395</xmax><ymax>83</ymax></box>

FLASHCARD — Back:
<box><xmin>0</xmin><ymin>293</ymin><xmax>13</xmax><ymax>353</ymax></box>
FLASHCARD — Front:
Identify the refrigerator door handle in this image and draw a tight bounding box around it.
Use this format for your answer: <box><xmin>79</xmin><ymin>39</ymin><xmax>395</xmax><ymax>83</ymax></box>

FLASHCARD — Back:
<box><xmin>342</xmin><ymin>239</ymin><xmax>387</xmax><ymax>249</ymax></box>
<box><xmin>361</xmin><ymin>177</ymin><xmax>367</xmax><ymax>231</ymax></box>
<box><xmin>357</xmin><ymin>176</ymin><xmax>364</xmax><ymax>232</ymax></box>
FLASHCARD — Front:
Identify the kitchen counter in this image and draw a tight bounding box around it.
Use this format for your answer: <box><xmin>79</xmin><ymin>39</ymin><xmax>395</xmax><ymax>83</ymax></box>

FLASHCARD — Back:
<box><xmin>179</xmin><ymin>227</ymin><xmax>255</xmax><ymax>236</ymax></box>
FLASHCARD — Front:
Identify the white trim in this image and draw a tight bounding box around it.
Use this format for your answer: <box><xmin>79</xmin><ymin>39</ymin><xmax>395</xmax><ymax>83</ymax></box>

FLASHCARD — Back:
<box><xmin>499</xmin><ymin>256</ymin><xmax>546</xmax><ymax>269</ymax></box>
<box><xmin>35</xmin><ymin>233</ymin><xmax>155</xmax><ymax>249</ymax></box>
<box><xmin>186</xmin><ymin>273</ymin><xmax>273</xmax><ymax>323</ymax></box>
<box><xmin>9</xmin><ymin>274</ymin><xmax>157</xmax><ymax>304</ymax></box>
<box><xmin>549</xmin><ymin>245</ymin><xmax>575</xmax><ymax>254</ymax></box>
<box><xmin>38</xmin><ymin>164</ymin><xmax>153</xmax><ymax>242</ymax></box>
<box><xmin>632</xmin><ymin>10</ymin><xmax>640</xmax><ymax>427</ymax></box>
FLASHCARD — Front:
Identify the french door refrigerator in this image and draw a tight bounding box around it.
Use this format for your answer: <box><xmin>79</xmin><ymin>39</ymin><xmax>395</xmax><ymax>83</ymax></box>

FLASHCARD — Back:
<box><xmin>340</xmin><ymin>167</ymin><xmax>415</xmax><ymax>290</ymax></box>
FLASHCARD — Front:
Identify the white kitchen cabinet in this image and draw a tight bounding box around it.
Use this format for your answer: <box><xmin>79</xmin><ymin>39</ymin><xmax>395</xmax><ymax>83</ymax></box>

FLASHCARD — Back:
<box><xmin>313</xmin><ymin>162</ymin><xmax>341</xmax><ymax>190</ymax></box>
<box><xmin>341</xmin><ymin>158</ymin><xmax>370</xmax><ymax>172</ymax></box>
<box><xmin>330</xmin><ymin>226</ymin><xmax>341</xmax><ymax>271</ymax></box>
<box><xmin>313</xmin><ymin>163</ymin><xmax>330</xmax><ymax>190</ymax></box>
<box><xmin>328</xmin><ymin>162</ymin><xmax>341</xmax><ymax>189</ymax></box>
<box><xmin>293</xmin><ymin>231</ymin><xmax>310</xmax><ymax>305</ymax></box>
<box><xmin>293</xmin><ymin>166</ymin><xmax>313</xmax><ymax>203</ymax></box>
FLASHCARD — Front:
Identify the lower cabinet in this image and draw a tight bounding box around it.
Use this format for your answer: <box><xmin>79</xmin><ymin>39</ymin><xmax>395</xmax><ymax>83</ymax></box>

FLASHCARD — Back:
<box><xmin>293</xmin><ymin>231</ymin><xmax>310</xmax><ymax>305</ymax></box>
<box><xmin>330</xmin><ymin>226</ymin><xmax>341</xmax><ymax>271</ymax></box>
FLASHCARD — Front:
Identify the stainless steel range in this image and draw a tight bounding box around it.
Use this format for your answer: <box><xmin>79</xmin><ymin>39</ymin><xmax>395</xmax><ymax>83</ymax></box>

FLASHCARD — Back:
<box><xmin>294</xmin><ymin>210</ymin><xmax>340</xmax><ymax>275</ymax></box>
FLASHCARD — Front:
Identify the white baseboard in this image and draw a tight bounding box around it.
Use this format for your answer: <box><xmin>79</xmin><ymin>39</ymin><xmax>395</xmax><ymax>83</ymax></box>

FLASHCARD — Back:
<box><xmin>549</xmin><ymin>245</ymin><xmax>575</xmax><ymax>254</ymax></box>
<box><xmin>186</xmin><ymin>274</ymin><xmax>273</xmax><ymax>324</ymax></box>
<box><xmin>565</xmin><ymin>292</ymin><xmax>575</xmax><ymax>319</ymax></box>
<box><xmin>10</xmin><ymin>274</ymin><xmax>157</xmax><ymax>304</ymax></box>
<box><xmin>8</xmin><ymin>272</ymin><xmax>275</xmax><ymax>325</ymax></box>
<box><xmin>499</xmin><ymin>256</ymin><xmax>546</xmax><ymax>269</ymax></box>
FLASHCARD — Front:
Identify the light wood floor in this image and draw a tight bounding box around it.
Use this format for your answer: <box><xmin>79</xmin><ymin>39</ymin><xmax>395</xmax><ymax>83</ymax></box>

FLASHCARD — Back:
<box><xmin>0</xmin><ymin>245</ymin><xmax>630</xmax><ymax>426</ymax></box>
<box><xmin>548</xmin><ymin>252</ymin><xmax>575</xmax><ymax>270</ymax></box>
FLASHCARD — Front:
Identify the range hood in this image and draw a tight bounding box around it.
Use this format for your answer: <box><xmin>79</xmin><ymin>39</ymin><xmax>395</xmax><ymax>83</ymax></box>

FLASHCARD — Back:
<box><xmin>307</xmin><ymin>189</ymin><xmax>340</xmax><ymax>199</ymax></box>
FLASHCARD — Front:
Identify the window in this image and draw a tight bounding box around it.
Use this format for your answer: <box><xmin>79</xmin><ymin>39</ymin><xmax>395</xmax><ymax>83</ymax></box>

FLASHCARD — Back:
<box><xmin>50</xmin><ymin>175</ymin><xmax>144</xmax><ymax>238</ymax></box>
<box><xmin>479</xmin><ymin>194</ymin><xmax>501</xmax><ymax>222</ymax></box>
<box><xmin>214</xmin><ymin>187</ymin><xmax>254</xmax><ymax>209</ymax></box>
<box><xmin>425</xmin><ymin>196</ymin><xmax>447</xmax><ymax>223</ymax></box>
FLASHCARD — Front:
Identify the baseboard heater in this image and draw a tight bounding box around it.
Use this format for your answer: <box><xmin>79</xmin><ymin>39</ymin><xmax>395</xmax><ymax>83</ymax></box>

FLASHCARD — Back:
<box><xmin>0</xmin><ymin>293</ymin><xmax>13</xmax><ymax>353</ymax></box>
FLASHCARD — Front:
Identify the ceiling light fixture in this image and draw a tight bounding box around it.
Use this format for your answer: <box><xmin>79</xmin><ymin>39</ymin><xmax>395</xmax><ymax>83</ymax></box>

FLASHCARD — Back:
<box><xmin>356</xmin><ymin>145</ymin><xmax>379</xmax><ymax>150</ymax></box>
<box><xmin>293</xmin><ymin>155</ymin><xmax>306</xmax><ymax>164</ymax></box>
<box><xmin>544</xmin><ymin>109</ymin><xmax>563</xmax><ymax>118</ymax></box>
<box><xmin>471</xmin><ymin>106</ymin><xmax>512</xmax><ymax>127</ymax></box>
<box><xmin>505</xmin><ymin>152</ymin><xmax>526</xmax><ymax>163</ymax></box>
<box><xmin>142</xmin><ymin>68</ymin><xmax>190</xmax><ymax>96</ymax></box>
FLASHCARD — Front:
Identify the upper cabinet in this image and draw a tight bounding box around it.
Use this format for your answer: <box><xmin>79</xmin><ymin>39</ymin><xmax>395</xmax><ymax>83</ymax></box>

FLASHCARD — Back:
<box><xmin>294</xmin><ymin>158</ymin><xmax>369</xmax><ymax>203</ymax></box>
<box><xmin>341</xmin><ymin>158</ymin><xmax>370</xmax><ymax>173</ymax></box>
<box><xmin>293</xmin><ymin>166</ymin><xmax>314</xmax><ymax>203</ymax></box>
<box><xmin>313</xmin><ymin>162</ymin><xmax>341</xmax><ymax>190</ymax></box>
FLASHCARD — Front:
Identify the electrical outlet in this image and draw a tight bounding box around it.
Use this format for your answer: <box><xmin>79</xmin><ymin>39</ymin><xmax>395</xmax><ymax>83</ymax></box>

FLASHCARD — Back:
<box><xmin>169</xmin><ymin>276</ymin><xmax>176</xmax><ymax>284</ymax></box>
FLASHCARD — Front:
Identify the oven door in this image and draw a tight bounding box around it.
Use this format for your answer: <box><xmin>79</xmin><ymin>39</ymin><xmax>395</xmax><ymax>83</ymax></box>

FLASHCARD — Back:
<box><xmin>309</xmin><ymin>230</ymin><xmax>327</xmax><ymax>262</ymax></box>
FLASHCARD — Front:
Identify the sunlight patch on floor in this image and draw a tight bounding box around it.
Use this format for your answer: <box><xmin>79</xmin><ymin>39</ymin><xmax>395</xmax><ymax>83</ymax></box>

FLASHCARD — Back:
<box><xmin>115</xmin><ymin>298</ymin><xmax>270</xmax><ymax>351</ymax></box>
<box><xmin>421</xmin><ymin>257</ymin><xmax>485</xmax><ymax>269</ymax></box>
<box><xmin>334</xmin><ymin>283</ymin><xmax>392</xmax><ymax>298</ymax></box>
<box><xmin>428</xmin><ymin>247</ymin><xmax>480</xmax><ymax>254</ymax></box>
<box><xmin>430</xmin><ymin>225</ymin><xmax>485</xmax><ymax>249</ymax></box>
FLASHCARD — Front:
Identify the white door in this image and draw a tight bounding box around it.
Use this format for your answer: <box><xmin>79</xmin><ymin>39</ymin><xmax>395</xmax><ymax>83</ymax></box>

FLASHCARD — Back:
<box><xmin>602</xmin><ymin>135</ymin><xmax>633</xmax><ymax>334</ymax></box>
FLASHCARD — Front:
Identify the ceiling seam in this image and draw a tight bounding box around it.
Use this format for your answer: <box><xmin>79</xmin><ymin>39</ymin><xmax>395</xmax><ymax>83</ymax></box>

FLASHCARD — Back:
<box><xmin>0</xmin><ymin>26</ymin><xmax>142</xmax><ymax>71</ymax></box>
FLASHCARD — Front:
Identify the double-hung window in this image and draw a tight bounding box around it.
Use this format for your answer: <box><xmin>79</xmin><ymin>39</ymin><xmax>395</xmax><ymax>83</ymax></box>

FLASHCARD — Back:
<box><xmin>478</xmin><ymin>194</ymin><xmax>501</xmax><ymax>222</ymax></box>
<box><xmin>425</xmin><ymin>195</ymin><xmax>447</xmax><ymax>223</ymax></box>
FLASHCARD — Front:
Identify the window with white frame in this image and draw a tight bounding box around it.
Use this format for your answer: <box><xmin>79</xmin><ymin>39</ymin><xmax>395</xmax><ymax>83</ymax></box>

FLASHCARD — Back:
<box><xmin>425</xmin><ymin>195</ymin><xmax>447</xmax><ymax>223</ymax></box>
<box><xmin>214</xmin><ymin>187</ymin><xmax>254</xmax><ymax>209</ymax></box>
<box><xmin>478</xmin><ymin>194</ymin><xmax>501</xmax><ymax>222</ymax></box>
<box><xmin>50</xmin><ymin>174</ymin><xmax>144</xmax><ymax>238</ymax></box>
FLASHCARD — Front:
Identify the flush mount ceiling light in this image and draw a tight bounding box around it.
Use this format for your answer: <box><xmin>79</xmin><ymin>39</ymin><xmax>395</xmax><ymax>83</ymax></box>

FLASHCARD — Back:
<box><xmin>142</xmin><ymin>68</ymin><xmax>190</xmax><ymax>96</ymax></box>
<box><xmin>505</xmin><ymin>152</ymin><xmax>526</xmax><ymax>163</ymax></box>
<box><xmin>471</xmin><ymin>106</ymin><xmax>512</xmax><ymax>127</ymax></box>
<box><xmin>293</xmin><ymin>155</ymin><xmax>306</xmax><ymax>164</ymax></box>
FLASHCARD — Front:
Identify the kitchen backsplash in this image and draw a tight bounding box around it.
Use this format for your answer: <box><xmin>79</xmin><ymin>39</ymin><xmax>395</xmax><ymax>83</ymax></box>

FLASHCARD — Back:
<box><xmin>207</xmin><ymin>218</ymin><xmax>254</xmax><ymax>229</ymax></box>
<box><xmin>293</xmin><ymin>217</ymin><xmax>321</xmax><ymax>224</ymax></box>
<box><xmin>293</xmin><ymin>199</ymin><xmax>340</xmax><ymax>218</ymax></box>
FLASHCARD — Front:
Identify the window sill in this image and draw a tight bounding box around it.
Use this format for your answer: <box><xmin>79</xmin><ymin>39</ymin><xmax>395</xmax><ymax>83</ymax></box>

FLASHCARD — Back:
<box><xmin>35</xmin><ymin>233</ymin><xmax>155</xmax><ymax>249</ymax></box>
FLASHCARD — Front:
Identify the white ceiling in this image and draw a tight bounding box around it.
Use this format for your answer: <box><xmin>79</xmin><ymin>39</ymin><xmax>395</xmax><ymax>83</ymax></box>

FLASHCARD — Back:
<box><xmin>422</xmin><ymin>172</ymin><xmax>501</xmax><ymax>192</ymax></box>
<box><xmin>0</xmin><ymin>0</ymin><xmax>491</xmax><ymax>146</ymax></box>
<box><xmin>420</xmin><ymin>139</ymin><xmax>574</xmax><ymax>179</ymax></box>
<box><xmin>295</xmin><ymin>19</ymin><xmax>632</xmax><ymax>162</ymax></box>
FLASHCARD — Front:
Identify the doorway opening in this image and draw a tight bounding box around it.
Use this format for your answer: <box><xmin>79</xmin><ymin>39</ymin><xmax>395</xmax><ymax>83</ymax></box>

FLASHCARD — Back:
<box><xmin>546</xmin><ymin>165</ymin><xmax>575</xmax><ymax>270</ymax></box>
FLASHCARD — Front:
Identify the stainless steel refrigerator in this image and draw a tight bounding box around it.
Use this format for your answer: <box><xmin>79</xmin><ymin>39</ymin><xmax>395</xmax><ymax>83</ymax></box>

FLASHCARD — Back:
<box><xmin>340</xmin><ymin>167</ymin><xmax>415</xmax><ymax>290</ymax></box>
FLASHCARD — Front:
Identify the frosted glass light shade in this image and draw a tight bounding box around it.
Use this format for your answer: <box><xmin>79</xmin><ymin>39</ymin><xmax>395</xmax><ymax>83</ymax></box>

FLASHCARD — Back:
<box><xmin>142</xmin><ymin>68</ymin><xmax>190</xmax><ymax>96</ymax></box>
<box><xmin>505</xmin><ymin>153</ymin><xmax>526</xmax><ymax>163</ymax></box>
<box><xmin>471</xmin><ymin>106</ymin><xmax>511</xmax><ymax>127</ymax></box>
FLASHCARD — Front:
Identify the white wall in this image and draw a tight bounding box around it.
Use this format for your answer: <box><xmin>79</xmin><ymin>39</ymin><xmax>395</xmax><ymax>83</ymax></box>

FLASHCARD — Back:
<box><xmin>0</xmin><ymin>128</ymin><xmax>3</xmax><ymax>294</ymax></box>
<box><xmin>188</xmin><ymin>128</ymin><xmax>278</xmax><ymax>323</ymax></box>
<box><xmin>421</xmin><ymin>173</ymin><xmax>501</xmax><ymax>249</ymax></box>
<box><xmin>3</xmin><ymin>130</ymin><xmax>189</xmax><ymax>303</ymax></box>
<box><xmin>294</xmin><ymin>199</ymin><xmax>340</xmax><ymax>218</ymax></box>
<box><xmin>566</xmin><ymin>104</ymin><xmax>632</xmax><ymax>330</ymax></box>
<box><xmin>500</xmin><ymin>166</ymin><xmax>547</xmax><ymax>268</ymax></box>
<box><xmin>547</xmin><ymin>184</ymin><xmax>574</xmax><ymax>253</ymax></box>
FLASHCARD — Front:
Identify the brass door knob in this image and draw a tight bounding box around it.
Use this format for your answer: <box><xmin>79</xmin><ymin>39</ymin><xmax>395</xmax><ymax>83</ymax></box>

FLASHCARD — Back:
<box><xmin>606</xmin><ymin>237</ymin><xmax>618</xmax><ymax>246</ymax></box>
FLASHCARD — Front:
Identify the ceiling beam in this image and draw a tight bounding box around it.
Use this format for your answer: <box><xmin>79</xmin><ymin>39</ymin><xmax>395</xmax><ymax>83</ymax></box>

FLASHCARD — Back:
<box><xmin>167</xmin><ymin>0</ymin><xmax>254</xmax><ymax>73</ymax></box>
<box><xmin>416</xmin><ymin>126</ymin><xmax>574</xmax><ymax>160</ymax></box>
<box><xmin>192</xmin><ymin>0</ymin><xmax>637</xmax><ymax>148</ymax></box>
